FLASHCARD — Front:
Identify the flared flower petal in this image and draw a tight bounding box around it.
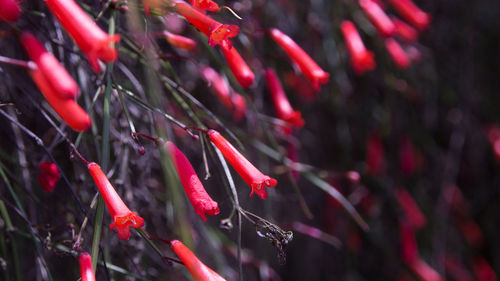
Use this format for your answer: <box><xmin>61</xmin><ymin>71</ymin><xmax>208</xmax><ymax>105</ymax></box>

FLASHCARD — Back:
<box><xmin>340</xmin><ymin>21</ymin><xmax>376</xmax><ymax>75</ymax></box>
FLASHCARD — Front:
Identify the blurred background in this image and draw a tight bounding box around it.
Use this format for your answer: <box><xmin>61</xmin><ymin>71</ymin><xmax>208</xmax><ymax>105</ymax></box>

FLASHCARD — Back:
<box><xmin>1</xmin><ymin>0</ymin><xmax>500</xmax><ymax>280</ymax></box>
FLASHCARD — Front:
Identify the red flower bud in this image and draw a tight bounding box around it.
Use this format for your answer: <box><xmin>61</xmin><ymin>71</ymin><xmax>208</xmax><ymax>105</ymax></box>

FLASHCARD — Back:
<box><xmin>87</xmin><ymin>162</ymin><xmax>145</xmax><ymax>240</ymax></box>
<box><xmin>265</xmin><ymin>68</ymin><xmax>305</xmax><ymax>129</ymax></box>
<box><xmin>0</xmin><ymin>0</ymin><xmax>21</xmax><ymax>22</ymax></box>
<box><xmin>359</xmin><ymin>0</ymin><xmax>395</xmax><ymax>37</ymax></box>
<box><xmin>392</xmin><ymin>17</ymin><xmax>418</xmax><ymax>42</ymax></box>
<box><xmin>220</xmin><ymin>46</ymin><xmax>255</xmax><ymax>88</ymax></box>
<box><xmin>207</xmin><ymin>130</ymin><xmax>277</xmax><ymax>199</ymax></box>
<box><xmin>365</xmin><ymin>133</ymin><xmax>385</xmax><ymax>175</ymax></box>
<box><xmin>385</xmin><ymin>38</ymin><xmax>411</xmax><ymax>69</ymax></box>
<box><xmin>29</xmin><ymin>66</ymin><xmax>91</xmax><ymax>132</ymax></box>
<box><xmin>174</xmin><ymin>2</ymin><xmax>238</xmax><ymax>50</ymax></box>
<box><xmin>79</xmin><ymin>252</ymin><xmax>96</xmax><ymax>281</ymax></box>
<box><xmin>45</xmin><ymin>0</ymin><xmax>121</xmax><ymax>73</ymax></box>
<box><xmin>200</xmin><ymin>66</ymin><xmax>247</xmax><ymax>121</ymax></box>
<box><xmin>388</xmin><ymin>0</ymin><xmax>431</xmax><ymax>31</ymax></box>
<box><xmin>340</xmin><ymin>21</ymin><xmax>376</xmax><ymax>75</ymax></box>
<box><xmin>269</xmin><ymin>28</ymin><xmax>329</xmax><ymax>90</ymax></box>
<box><xmin>163</xmin><ymin>31</ymin><xmax>197</xmax><ymax>50</ymax></box>
<box><xmin>170</xmin><ymin>240</ymin><xmax>226</xmax><ymax>281</ymax></box>
<box><xmin>189</xmin><ymin>0</ymin><xmax>219</xmax><ymax>12</ymax></box>
<box><xmin>20</xmin><ymin>32</ymin><xmax>79</xmax><ymax>99</ymax></box>
<box><xmin>400</xmin><ymin>221</ymin><xmax>418</xmax><ymax>264</ymax></box>
<box><xmin>165</xmin><ymin>141</ymin><xmax>220</xmax><ymax>221</ymax></box>
<box><xmin>395</xmin><ymin>189</ymin><xmax>427</xmax><ymax>229</ymax></box>
<box><xmin>37</xmin><ymin>161</ymin><xmax>61</xmax><ymax>192</ymax></box>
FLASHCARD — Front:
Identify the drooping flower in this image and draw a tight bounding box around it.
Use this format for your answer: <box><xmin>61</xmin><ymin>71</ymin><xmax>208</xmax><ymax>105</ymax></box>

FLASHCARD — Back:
<box><xmin>29</xmin><ymin>65</ymin><xmax>91</xmax><ymax>132</ymax></box>
<box><xmin>472</xmin><ymin>256</ymin><xmax>497</xmax><ymax>281</ymax></box>
<box><xmin>174</xmin><ymin>2</ymin><xmax>238</xmax><ymax>50</ymax></box>
<box><xmin>395</xmin><ymin>189</ymin><xmax>427</xmax><ymax>229</ymax></box>
<box><xmin>0</xmin><ymin>0</ymin><xmax>21</xmax><ymax>22</ymax></box>
<box><xmin>207</xmin><ymin>129</ymin><xmax>277</xmax><ymax>199</ymax></box>
<box><xmin>385</xmin><ymin>38</ymin><xmax>411</xmax><ymax>69</ymax></box>
<box><xmin>457</xmin><ymin>219</ymin><xmax>483</xmax><ymax>248</ymax></box>
<box><xmin>392</xmin><ymin>17</ymin><xmax>418</xmax><ymax>42</ymax></box>
<box><xmin>269</xmin><ymin>28</ymin><xmax>329</xmax><ymax>90</ymax></box>
<box><xmin>165</xmin><ymin>141</ymin><xmax>220</xmax><ymax>221</ymax></box>
<box><xmin>79</xmin><ymin>252</ymin><xmax>96</xmax><ymax>281</ymax></box>
<box><xmin>45</xmin><ymin>0</ymin><xmax>121</xmax><ymax>73</ymax></box>
<box><xmin>283</xmin><ymin>71</ymin><xmax>318</xmax><ymax>101</ymax></box>
<box><xmin>340</xmin><ymin>21</ymin><xmax>376</xmax><ymax>75</ymax></box>
<box><xmin>265</xmin><ymin>68</ymin><xmax>305</xmax><ymax>129</ymax></box>
<box><xmin>444</xmin><ymin>256</ymin><xmax>475</xmax><ymax>281</ymax></box>
<box><xmin>365</xmin><ymin>133</ymin><xmax>385</xmax><ymax>175</ymax></box>
<box><xmin>37</xmin><ymin>161</ymin><xmax>61</xmax><ymax>192</ymax></box>
<box><xmin>20</xmin><ymin>32</ymin><xmax>79</xmax><ymax>99</ymax></box>
<box><xmin>400</xmin><ymin>221</ymin><xmax>418</xmax><ymax>264</ymax></box>
<box><xmin>399</xmin><ymin>136</ymin><xmax>416</xmax><ymax>176</ymax></box>
<box><xmin>200</xmin><ymin>66</ymin><xmax>247</xmax><ymax>120</ymax></box>
<box><xmin>170</xmin><ymin>240</ymin><xmax>227</xmax><ymax>281</ymax></box>
<box><xmin>162</xmin><ymin>30</ymin><xmax>197</xmax><ymax>51</ymax></box>
<box><xmin>387</xmin><ymin>0</ymin><xmax>431</xmax><ymax>31</ymax></box>
<box><xmin>359</xmin><ymin>0</ymin><xmax>395</xmax><ymax>37</ymax></box>
<box><xmin>220</xmin><ymin>45</ymin><xmax>255</xmax><ymax>88</ymax></box>
<box><xmin>87</xmin><ymin>162</ymin><xmax>144</xmax><ymax>240</ymax></box>
<box><xmin>189</xmin><ymin>0</ymin><xmax>219</xmax><ymax>12</ymax></box>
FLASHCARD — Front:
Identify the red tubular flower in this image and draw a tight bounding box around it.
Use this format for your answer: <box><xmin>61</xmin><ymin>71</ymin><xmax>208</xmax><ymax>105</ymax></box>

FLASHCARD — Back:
<box><xmin>399</xmin><ymin>136</ymin><xmax>416</xmax><ymax>176</ymax></box>
<box><xmin>0</xmin><ymin>0</ymin><xmax>21</xmax><ymax>22</ymax></box>
<box><xmin>340</xmin><ymin>21</ymin><xmax>376</xmax><ymax>75</ymax></box>
<box><xmin>472</xmin><ymin>257</ymin><xmax>497</xmax><ymax>281</ymax></box>
<box><xmin>37</xmin><ymin>161</ymin><xmax>61</xmax><ymax>192</ymax></box>
<box><xmin>189</xmin><ymin>0</ymin><xmax>219</xmax><ymax>12</ymax></box>
<box><xmin>207</xmin><ymin>129</ymin><xmax>277</xmax><ymax>199</ymax></box>
<box><xmin>79</xmin><ymin>252</ymin><xmax>96</xmax><ymax>281</ymax></box>
<box><xmin>170</xmin><ymin>240</ymin><xmax>226</xmax><ymax>281</ymax></box>
<box><xmin>444</xmin><ymin>256</ymin><xmax>475</xmax><ymax>281</ymax></box>
<box><xmin>20</xmin><ymin>32</ymin><xmax>79</xmax><ymax>99</ymax></box>
<box><xmin>392</xmin><ymin>17</ymin><xmax>418</xmax><ymax>42</ymax></box>
<box><xmin>457</xmin><ymin>219</ymin><xmax>483</xmax><ymax>247</ymax></box>
<box><xmin>265</xmin><ymin>68</ymin><xmax>305</xmax><ymax>129</ymax></box>
<box><xmin>385</xmin><ymin>38</ymin><xmax>411</xmax><ymax>69</ymax></box>
<box><xmin>174</xmin><ymin>2</ymin><xmax>238</xmax><ymax>50</ymax></box>
<box><xmin>400</xmin><ymin>221</ymin><xmax>418</xmax><ymax>264</ymax></box>
<box><xmin>165</xmin><ymin>141</ymin><xmax>220</xmax><ymax>221</ymax></box>
<box><xmin>359</xmin><ymin>0</ymin><xmax>395</xmax><ymax>37</ymax></box>
<box><xmin>200</xmin><ymin>66</ymin><xmax>247</xmax><ymax>120</ymax></box>
<box><xmin>388</xmin><ymin>0</ymin><xmax>431</xmax><ymax>31</ymax></box>
<box><xmin>220</xmin><ymin>45</ymin><xmax>255</xmax><ymax>88</ymax></box>
<box><xmin>269</xmin><ymin>28</ymin><xmax>329</xmax><ymax>90</ymax></box>
<box><xmin>395</xmin><ymin>189</ymin><xmax>427</xmax><ymax>229</ymax></box>
<box><xmin>29</xmin><ymin>67</ymin><xmax>91</xmax><ymax>131</ymax></box>
<box><xmin>87</xmin><ymin>162</ymin><xmax>144</xmax><ymax>240</ymax></box>
<box><xmin>162</xmin><ymin>30</ymin><xmax>197</xmax><ymax>51</ymax></box>
<box><xmin>408</xmin><ymin>259</ymin><xmax>444</xmax><ymax>281</ymax></box>
<box><xmin>45</xmin><ymin>0</ymin><xmax>121</xmax><ymax>73</ymax></box>
<box><xmin>365</xmin><ymin>133</ymin><xmax>385</xmax><ymax>175</ymax></box>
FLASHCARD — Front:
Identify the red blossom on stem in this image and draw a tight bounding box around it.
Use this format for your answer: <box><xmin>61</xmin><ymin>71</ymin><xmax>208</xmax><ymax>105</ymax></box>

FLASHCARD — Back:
<box><xmin>359</xmin><ymin>0</ymin><xmax>395</xmax><ymax>37</ymax></box>
<box><xmin>472</xmin><ymin>256</ymin><xmax>497</xmax><ymax>281</ymax></box>
<box><xmin>399</xmin><ymin>136</ymin><xmax>416</xmax><ymax>176</ymax></box>
<box><xmin>340</xmin><ymin>21</ymin><xmax>376</xmax><ymax>75</ymax></box>
<box><xmin>365</xmin><ymin>133</ymin><xmax>385</xmax><ymax>175</ymax></box>
<box><xmin>87</xmin><ymin>162</ymin><xmax>145</xmax><ymax>240</ymax></box>
<box><xmin>265</xmin><ymin>68</ymin><xmax>305</xmax><ymax>129</ymax></box>
<box><xmin>29</xmin><ymin>63</ymin><xmax>91</xmax><ymax>132</ymax></box>
<box><xmin>269</xmin><ymin>28</ymin><xmax>329</xmax><ymax>90</ymax></box>
<box><xmin>400</xmin><ymin>221</ymin><xmax>418</xmax><ymax>264</ymax></box>
<box><xmin>174</xmin><ymin>2</ymin><xmax>238</xmax><ymax>50</ymax></box>
<box><xmin>207</xmin><ymin>129</ymin><xmax>277</xmax><ymax>199</ymax></box>
<box><xmin>165</xmin><ymin>141</ymin><xmax>220</xmax><ymax>221</ymax></box>
<box><xmin>189</xmin><ymin>0</ymin><xmax>219</xmax><ymax>12</ymax></box>
<box><xmin>37</xmin><ymin>161</ymin><xmax>61</xmax><ymax>192</ymax></box>
<box><xmin>170</xmin><ymin>240</ymin><xmax>226</xmax><ymax>281</ymax></box>
<box><xmin>392</xmin><ymin>17</ymin><xmax>418</xmax><ymax>42</ymax></box>
<box><xmin>45</xmin><ymin>0</ymin><xmax>121</xmax><ymax>73</ymax></box>
<box><xmin>0</xmin><ymin>0</ymin><xmax>21</xmax><ymax>22</ymax></box>
<box><xmin>388</xmin><ymin>0</ymin><xmax>431</xmax><ymax>31</ymax></box>
<box><xmin>385</xmin><ymin>38</ymin><xmax>411</xmax><ymax>69</ymax></box>
<box><xmin>20</xmin><ymin>32</ymin><xmax>79</xmax><ymax>99</ymax></box>
<box><xmin>284</xmin><ymin>71</ymin><xmax>318</xmax><ymax>101</ymax></box>
<box><xmin>200</xmin><ymin>66</ymin><xmax>247</xmax><ymax>120</ymax></box>
<box><xmin>220</xmin><ymin>45</ymin><xmax>255</xmax><ymax>88</ymax></box>
<box><xmin>162</xmin><ymin>30</ymin><xmax>197</xmax><ymax>51</ymax></box>
<box><xmin>79</xmin><ymin>252</ymin><xmax>96</xmax><ymax>281</ymax></box>
<box><xmin>395</xmin><ymin>189</ymin><xmax>427</xmax><ymax>229</ymax></box>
